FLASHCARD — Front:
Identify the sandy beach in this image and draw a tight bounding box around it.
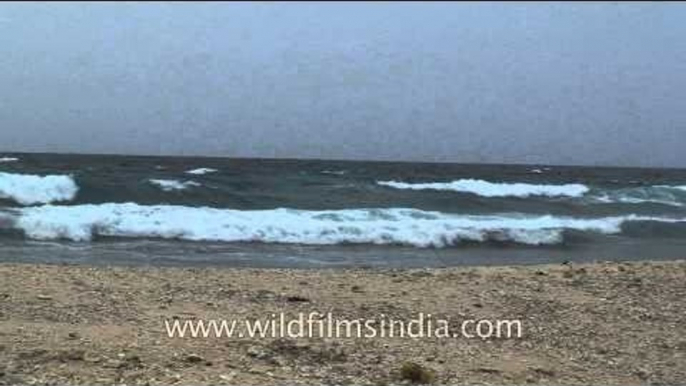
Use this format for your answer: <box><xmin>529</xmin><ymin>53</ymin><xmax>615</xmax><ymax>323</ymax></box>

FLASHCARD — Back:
<box><xmin>1</xmin><ymin>259</ymin><xmax>685</xmax><ymax>385</ymax></box>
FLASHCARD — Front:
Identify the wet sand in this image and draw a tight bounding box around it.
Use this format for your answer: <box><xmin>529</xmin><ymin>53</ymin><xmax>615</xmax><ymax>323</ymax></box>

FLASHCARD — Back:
<box><xmin>1</xmin><ymin>260</ymin><xmax>685</xmax><ymax>385</ymax></box>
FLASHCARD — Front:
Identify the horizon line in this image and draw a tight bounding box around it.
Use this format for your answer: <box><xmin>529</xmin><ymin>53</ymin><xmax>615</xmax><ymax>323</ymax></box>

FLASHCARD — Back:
<box><xmin>1</xmin><ymin>149</ymin><xmax>684</xmax><ymax>171</ymax></box>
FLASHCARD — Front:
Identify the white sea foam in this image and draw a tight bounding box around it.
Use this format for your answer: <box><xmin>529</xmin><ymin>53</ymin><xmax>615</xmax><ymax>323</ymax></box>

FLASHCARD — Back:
<box><xmin>594</xmin><ymin>195</ymin><xmax>684</xmax><ymax>207</ymax></box>
<box><xmin>378</xmin><ymin>179</ymin><xmax>590</xmax><ymax>198</ymax></box>
<box><xmin>0</xmin><ymin>172</ymin><xmax>78</xmax><ymax>205</ymax></box>
<box><xmin>321</xmin><ymin>170</ymin><xmax>347</xmax><ymax>175</ymax></box>
<box><xmin>654</xmin><ymin>185</ymin><xmax>686</xmax><ymax>192</ymax></box>
<box><xmin>0</xmin><ymin>157</ymin><xmax>18</xmax><ymax>163</ymax></box>
<box><xmin>186</xmin><ymin>168</ymin><xmax>218</xmax><ymax>175</ymax></box>
<box><xmin>149</xmin><ymin>179</ymin><xmax>200</xmax><ymax>192</ymax></box>
<box><xmin>12</xmin><ymin>203</ymin><xmax>684</xmax><ymax>246</ymax></box>
<box><xmin>592</xmin><ymin>186</ymin><xmax>685</xmax><ymax>207</ymax></box>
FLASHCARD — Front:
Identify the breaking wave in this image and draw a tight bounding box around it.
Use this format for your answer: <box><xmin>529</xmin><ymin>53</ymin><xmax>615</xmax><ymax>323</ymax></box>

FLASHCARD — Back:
<box><xmin>149</xmin><ymin>179</ymin><xmax>201</xmax><ymax>192</ymax></box>
<box><xmin>186</xmin><ymin>168</ymin><xmax>218</xmax><ymax>175</ymax></box>
<box><xmin>377</xmin><ymin>179</ymin><xmax>686</xmax><ymax>206</ymax></box>
<box><xmin>590</xmin><ymin>185</ymin><xmax>686</xmax><ymax>207</ymax></box>
<box><xmin>9</xmin><ymin>203</ymin><xmax>685</xmax><ymax>247</ymax></box>
<box><xmin>378</xmin><ymin>179</ymin><xmax>590</xmax><ymax>198</ymax></box>
<box><xmin>655</xmin><ymin>185</ymin><xmax>686</xmax><ymax>192</ymax></box>
<box><xmin>0</xmin><ymin>172</ymin><xmax>78</xmax><ymax>205</ymax></box>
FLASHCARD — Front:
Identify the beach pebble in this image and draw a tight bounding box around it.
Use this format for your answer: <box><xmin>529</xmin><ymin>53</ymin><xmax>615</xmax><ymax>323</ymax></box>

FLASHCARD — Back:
<box><xmin>185</xmin><ymin>354</ymin><xmax>204</xmax><ymax>363</ymax></box>
<box><xmin>219</xmin><ymin>372</ymin><xmax>236</xmax><ymax>382</ymax></box>
<box><xmin>247</xmin><ymin>346</ymin><xmax>269</xmax><ymax>359</ymax></box>
<box><xmin>103</xmin><ymin>359</ymin><xmax>125</xmax><ymax>369</ymax></box>
<box><xmin>285</xmin><ymin>295</ymin><xmax>310</xmax><ymax>303</ymax></box>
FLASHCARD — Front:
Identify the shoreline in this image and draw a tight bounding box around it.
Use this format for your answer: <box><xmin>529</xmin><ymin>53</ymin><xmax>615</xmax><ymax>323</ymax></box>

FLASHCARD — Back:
<box><xmin>5</xmin><ymin>238</ymin><xmax>686</xmax><ymax>269</ymax></box>
<box><xmin>1</xmin><ymin>259</ymin><xmax>685</xmax><ymax>385</ymax></box>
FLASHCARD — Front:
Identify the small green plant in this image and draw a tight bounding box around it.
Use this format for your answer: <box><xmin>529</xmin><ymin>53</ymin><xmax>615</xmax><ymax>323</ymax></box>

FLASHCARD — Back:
<box><xmin>399</xmin><ymin>361</ymin><xmax>435</xmax><ymax>384</ymax></box>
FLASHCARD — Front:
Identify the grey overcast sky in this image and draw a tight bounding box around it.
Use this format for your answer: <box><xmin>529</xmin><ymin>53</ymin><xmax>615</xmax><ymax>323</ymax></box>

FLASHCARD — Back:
<box><xmin>0</xmin><ymin>2</ymin><xmax>684</xmax><ymax>167</ymax></box>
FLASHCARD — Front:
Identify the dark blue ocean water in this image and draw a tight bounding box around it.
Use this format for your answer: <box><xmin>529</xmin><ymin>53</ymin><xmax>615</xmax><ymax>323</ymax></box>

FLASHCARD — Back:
<box><xmin>1</xmin><ymin>153</ymin><xmax>685</xmax><ymax>267</ymax></box>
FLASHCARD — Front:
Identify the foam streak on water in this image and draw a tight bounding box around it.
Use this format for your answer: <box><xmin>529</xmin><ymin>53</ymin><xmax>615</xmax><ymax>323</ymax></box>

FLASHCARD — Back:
<box><xmin>377</xmin><ymin>179</ymin><xmax>590</xmax><ymax>198</ymax></box>
<box><xmin>149</xmin><ymin>179</ymin><xmax>201</xmax><ymax>191</ymax></box>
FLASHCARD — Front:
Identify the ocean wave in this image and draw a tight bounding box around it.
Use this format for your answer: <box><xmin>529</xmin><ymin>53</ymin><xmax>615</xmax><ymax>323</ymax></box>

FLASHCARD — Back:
<box><xmin>594</xmin><ymin>196</ymin><xmax>684</xmax><ymax>207</ymax></box>
<box><xmin>655</xmin><ymin>185</ymin><xmax>686</xmax><ymax>192</ymax></box>
<box><xmin>186</xmin><ymin>168</ymin><xmax>218</xmax><ymax>175</ymax></box>
<box><xmin>321</xmin><ymin>170</ymin><xmax>347</xmax><ymax>175</ymax></box>
<box><xmin>0</xmin><ymin>172</ymin><xmax>78</xmax><ymax>205</ymax></box>
<box><xmin>9</xmin><ymin>203</ymin><xmax>685</xmax><ymax>247</ymax></box>
<box><xmin>591</xmin><ymin>186</ymin><xmax>685</xmax><ymax>207</ymax></box>
<box><xmin>149</xmin><ymin>179</ymin><xmax>201</xmax><ymax>192</ymax></box>
<box><xmin>378</xmin><ymin>179</ymin><xmax>589</xmax><ymax>198</ymax></box>
<box><xmin>0</xmin><ymin>157</ymin><xmax>18</xmax><ymax>163</ymax></box>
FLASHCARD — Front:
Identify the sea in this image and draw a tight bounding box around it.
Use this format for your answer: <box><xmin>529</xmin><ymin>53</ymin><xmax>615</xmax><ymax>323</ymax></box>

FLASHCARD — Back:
<box><xmin>1</xmin><ymin>153</ymin><xmax>686</xmax><ymax>268</ymax></box>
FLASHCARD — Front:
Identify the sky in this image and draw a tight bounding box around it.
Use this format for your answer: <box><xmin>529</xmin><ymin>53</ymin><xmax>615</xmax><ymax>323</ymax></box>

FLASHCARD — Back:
<box><xmin>0</xmin><ymin>2</ymin><xmax>685</xmax><ymax>167</ymax></box>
